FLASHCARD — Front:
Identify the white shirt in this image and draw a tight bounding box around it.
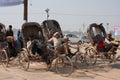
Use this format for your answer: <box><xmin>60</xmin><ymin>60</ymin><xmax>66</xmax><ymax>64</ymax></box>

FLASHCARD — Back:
<box><xmin>27</xmin><ymin>40</ymin><xmax>32</xmax><ymax>48</ymax></box>
<box><xmin>48</xmin><ymin>37</ymin><xmax>64</xmax><ymax>48</ymax></box>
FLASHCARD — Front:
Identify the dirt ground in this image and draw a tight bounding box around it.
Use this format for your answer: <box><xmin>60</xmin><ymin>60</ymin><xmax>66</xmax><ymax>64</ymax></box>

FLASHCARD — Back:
<box><xmin>1</xmin><ymin>45</ymin><xmax>120</xmax><ymax>80</ymax></box>
<box><xmin>1</xmin><ymin>62</ymin><xmax>120</xmax><ymax>80</ymax></box>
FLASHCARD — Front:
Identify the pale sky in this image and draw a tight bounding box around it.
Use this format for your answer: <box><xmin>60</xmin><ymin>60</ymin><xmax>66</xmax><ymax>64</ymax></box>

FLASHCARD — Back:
<box><xmin>0</xmin><ymin>0</ymin><xmax>120</xmax><ymax>32</ymax></box>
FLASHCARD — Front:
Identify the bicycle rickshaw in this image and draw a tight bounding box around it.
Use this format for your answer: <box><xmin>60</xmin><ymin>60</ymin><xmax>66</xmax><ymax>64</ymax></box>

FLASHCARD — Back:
<box><xmin>41</xmin><ymin>19</ymin><xmax>75</xmax><ymax>74</ymax></box>
<box><xmin>41</xmin><ymin>20</ymin><xmax>77</xmax><ymax>57</ymax></box>
<box><xmin>0</xmin><ymin>23</ymin><xmax>9</xmax><ymax>67</ymax></box>
<box><xmin>18</xmin><ymin>22</ymin><xmax>73</xmax><ymax>76</ymax></box>
<box><xmin>0</xmin><ymin>23</ymin><xmax>20</xmax><ymax>68</ymax></box>
<box><xmin>87</xmin><ymin>23</ymin><xmax>119</xmax><ymax>63</ymax></box>
<box><xmin>41</xmin><ymin>20</ymin><xmax>96</xmax><ymax>67</ymax></box>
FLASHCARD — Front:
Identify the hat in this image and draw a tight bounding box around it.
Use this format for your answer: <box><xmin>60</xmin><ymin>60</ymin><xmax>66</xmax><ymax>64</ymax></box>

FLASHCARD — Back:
<box><xmin>53</xmin><ymin>32</ymin><xmax>60</xmax><ymax>37</ymax></box>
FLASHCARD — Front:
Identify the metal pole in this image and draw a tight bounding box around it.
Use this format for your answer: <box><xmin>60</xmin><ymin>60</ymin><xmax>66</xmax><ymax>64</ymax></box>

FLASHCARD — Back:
<box><xmin>45</xmin><ymin>8</ymin><xmax>49</xmax><ymax>20</ymax></box>
<box><xmin>24</xmin><ymin>0</ymin><xmax>28</xmax><ymax>22</ymax></box>
<box><xmin>83</xmin><ymin>24</ymin><xmax>85</xmax><ymax>34</ymax></box>
<box><xmin>106</xmin><ymin>23</ymin><xmax>109</xmax><ymax>32</ymax></box>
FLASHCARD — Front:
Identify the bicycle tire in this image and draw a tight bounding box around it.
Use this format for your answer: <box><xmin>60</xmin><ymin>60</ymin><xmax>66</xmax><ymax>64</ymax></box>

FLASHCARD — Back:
<box><xmin>55</xmin><ymin>55</ymin><xmax>73</xmax><ymax>77</ymax></box>
<box><xmin>75</xmin><ymin>52</ymin><xmax>85</xmax><ymax>67</ymax></box>
<box><xmin>1</xmin><ymin>50</ymin><xmax>9</xmax><ymax>67</ymax></box>
<box><xmin>85</xmin><ymin>47</ymin><xmax>97</xmax><ymax>66</ymax></box>
<box><xmin>18</xmin><ymin>50</ymin><xmax>30</xmax><ymax>71</ymax></box>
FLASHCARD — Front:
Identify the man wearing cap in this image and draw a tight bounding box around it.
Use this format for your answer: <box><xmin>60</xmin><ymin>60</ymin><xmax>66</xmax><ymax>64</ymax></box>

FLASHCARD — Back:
<box><xmin>105</xmin><ymin>32</ymin><xmax>114</xmax><ymax>44</ymax></box>
<box><xmin>48</xmin><ymin>32</ymin><xmax>68</xmax><ymax>56</ymax></box>
<box><xmin>104</xmin><ymin>31</ymin><xmax>119</xmax><ymax>60</ymax></box>
<box><xmin>104</xmin><ymin>32</ymin><xmax>114</xmax><ymax>52</ymax></box>
<box><xmin>6</xmin><ymin>25</ymin><xmax>14</xmax><ymax>37</ymax></box>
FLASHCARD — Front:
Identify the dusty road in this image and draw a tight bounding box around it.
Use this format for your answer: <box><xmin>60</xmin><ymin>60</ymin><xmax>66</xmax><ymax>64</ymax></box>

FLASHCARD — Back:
<box><xmin>1</xmin><ymin>62</ymin><xmax>120</xmax><ymax>80</ymax></box>
<box><xmin>1</xmin><ymin>46</ymin><xmax>120</xmax><ymax>80</ymax></box>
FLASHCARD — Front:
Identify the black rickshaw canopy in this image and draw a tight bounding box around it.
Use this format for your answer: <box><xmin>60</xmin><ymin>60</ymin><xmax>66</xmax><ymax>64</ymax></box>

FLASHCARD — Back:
<box><xmin>41</xmin><ymin>20</ymin><xmax>63</xmax><ymax>40</ymax></box>
<box><xmin>87</xmin><ymin>23</ymin><xmax>107</xmax><ymax>44</ymax></box>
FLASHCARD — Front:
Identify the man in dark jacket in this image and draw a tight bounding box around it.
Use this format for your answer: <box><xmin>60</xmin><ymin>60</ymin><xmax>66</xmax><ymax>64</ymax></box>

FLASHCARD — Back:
<box><xmin>6</xmin><ymin>25</ymin><xmax>14</xmax><ymax>37</ymax></box>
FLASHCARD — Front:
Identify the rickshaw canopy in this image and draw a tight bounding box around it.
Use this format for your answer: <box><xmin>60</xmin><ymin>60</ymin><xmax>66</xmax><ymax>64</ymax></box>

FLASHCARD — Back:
<box><xmin>41</xmin><ymin>20</ymin><xmax>63</xmax><ymax>40</ymax></box>
<box><xmin>21</xmin><ymin>22</ymin><xmax>45</xmax><ymax>47</ymax></box>
<box><xmin>87</xmin><ymin>23</ymin><xmax>107</xmax><ymax>44</ymax></box>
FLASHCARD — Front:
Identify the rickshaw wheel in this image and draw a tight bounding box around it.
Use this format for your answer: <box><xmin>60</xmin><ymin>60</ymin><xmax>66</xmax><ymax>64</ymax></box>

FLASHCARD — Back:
<box><xmin>18</xmin><ymin>50</ymin><xmax>30</xmax><ymax>71</ymax></box>
<box><xmin>85</xmin><ymin>47</ymin><xmax>97</xmax><ymax>66</ymax></box>
<box><xmin>0</xmin><ymin>50</ymin><xmax>9</xmax><ymax>68</ymax></box>
<box><xmin>75</xmin><ymin>52</ymin><xmax>85</xmax><ymax>67</ymax></box>
<box><xmin>55</xmin><ymin>55</ymin><xmax>73</xmax><ymax>77</ymax></box>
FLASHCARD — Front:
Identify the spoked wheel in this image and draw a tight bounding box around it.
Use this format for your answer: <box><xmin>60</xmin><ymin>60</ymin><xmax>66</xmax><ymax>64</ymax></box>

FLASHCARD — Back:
<box><xmin>85</xmin><ymin>47</ymin><xmax>97</xmax><ymax>66</ymax></box>
<box><xmin>75</xmin><ymin>52</ymin><xmax>85</xmax><ymax>67</ymax></box>
<box><xmin>55</xmin><ymin>55</ymin><xmax>73</xmax><ymax>77</ymax></box>
<box><xmin>0</xmin><ymin>50</ymin><xmax>9</xmax><ymax>67</ymax></box>
<box><xmin>18</xmin><ymin>50</ymin><xmax>30</xmax><ymax>71</ymax></box>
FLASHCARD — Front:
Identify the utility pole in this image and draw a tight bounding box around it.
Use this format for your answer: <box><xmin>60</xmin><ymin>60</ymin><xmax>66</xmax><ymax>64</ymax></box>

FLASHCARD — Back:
<box><xmin>106</xmin><ymin>23</ymin><xmax>109</xmax><ymax>32</ymax></box>
<box><xmin>83</xmin><ymin>23</ymin><xmax>85</xmax><ymax>35</ymax></box>
<box><xmin>24</xmin><ymin>0</ymin><xmax>28</xmax><ymax>22</ymax></box>
<box><xmin>45</xmin><ymin>8</ymin><xmax>50</xmax><ymax>20</ymax></box>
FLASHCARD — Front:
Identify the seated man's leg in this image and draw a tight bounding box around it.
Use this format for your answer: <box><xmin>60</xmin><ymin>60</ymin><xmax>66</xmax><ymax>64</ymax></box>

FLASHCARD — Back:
<box><xmin>36</xmin><ymin>48</ymin><xmax>44</xmax><ymax>56</ymax></box>
<box><xmin>31</xmin><ymin>41</ymin><xmax>37</xmax><ymax>55</ymax></box>
<box><xmin>43</xmin><ymin>53</ymin><xmax>51</xmax><ymax>65</ymax></box>
<box><xmin>37</xmin><ymin>48</ymin><xmax>51</xmax><ymax>65</ymax></box>
<box><xmin>32</xmin><ymin>40</ymin><xmax>51</xmax><ymax>65</ymax></box>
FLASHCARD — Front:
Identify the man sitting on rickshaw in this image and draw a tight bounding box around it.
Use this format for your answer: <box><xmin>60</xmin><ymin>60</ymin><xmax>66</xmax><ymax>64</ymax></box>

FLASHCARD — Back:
<box><xmin>93</xmin><ymin>32</ymin><xmax>119</xmax><ymax>59</ymax></box>
<box><xmin>105</xmin><ymin>32</ymin><xmax>119</xmax><ymax>53</ymax></box>
<box><xmin>47</xmin><ymin>32</ymin><xmax>72</xmax><ymax>57</ymax></box>
<box><xmin>27</xmin><ymin>35</ymin><xmax>51</xmax><ymax>67</ymax></box>
<box><xmin>6</xmin><ymin>25</ymin><xmax>20</xmax><ymax>58</ymax></box>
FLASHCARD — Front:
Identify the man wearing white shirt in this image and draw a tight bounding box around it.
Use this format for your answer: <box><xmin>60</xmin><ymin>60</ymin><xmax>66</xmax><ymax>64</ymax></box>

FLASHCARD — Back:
<box><xmin>48</xmin><ymin>32</ymin><xmax>71</xmax><ymax>57</ymax></box>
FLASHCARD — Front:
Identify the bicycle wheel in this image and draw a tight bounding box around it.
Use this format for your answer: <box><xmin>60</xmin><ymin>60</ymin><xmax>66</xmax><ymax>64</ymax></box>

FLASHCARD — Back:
<box><xmin>85</xmin><ymin>47</ymin><xmax>97</xmax><ymax>66</ymax></box>
<box><xmin>1</xmin><ymin>50</ymin><xmax>9</xmax><ymax>67</ymax></box>
<box><xmin>55</xmin><ymin>55</ymin><xmax>73</xmax><ymax>77</ymax></box>
<box><xmin>75</xmin><ymin>52</ymin><xmax>85</xmax><ymax>67</ymax></box>
<box><xmin>18</xmin><ymin>50</ymin><xmax>30</xmax><ymax>71</ymax></box>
